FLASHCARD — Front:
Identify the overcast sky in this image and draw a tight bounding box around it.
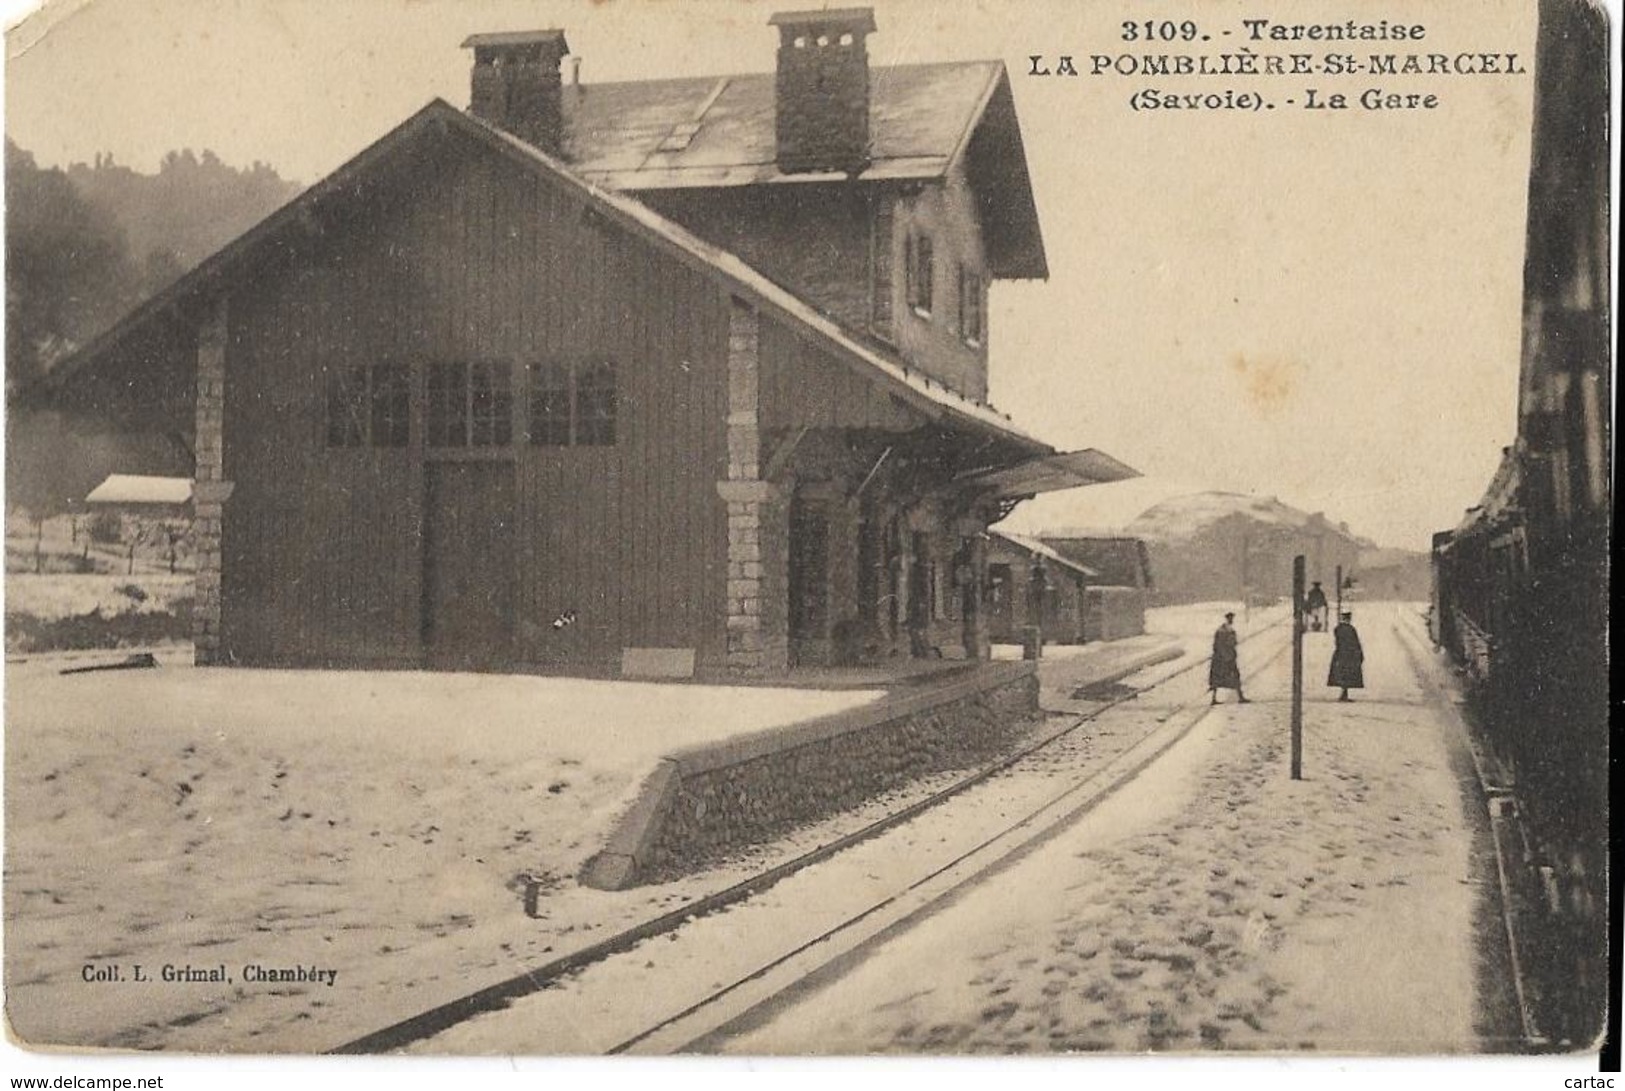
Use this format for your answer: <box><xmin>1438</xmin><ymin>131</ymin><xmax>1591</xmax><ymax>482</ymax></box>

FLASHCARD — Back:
<box><xmin>3</xmin><ymin>0</ymin><xmax>1561</xmax><ymax>548</ymax></box>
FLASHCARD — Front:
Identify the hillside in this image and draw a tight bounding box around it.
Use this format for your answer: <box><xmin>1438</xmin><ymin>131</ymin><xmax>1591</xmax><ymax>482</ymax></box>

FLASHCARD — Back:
<box><xmin>1127</xmin><ymin>491</ymin><xmax>1372</xmax><ymax>549</ymax></box>
<box><xmin>65</xmin><ymin>150</ymin><xmax>303</xmax><ymax>283</ymax></box>
<box><xmin>1003</xmin><ymin>489</ymin><xmax>1403</xmax><ymax>606</ymax></box>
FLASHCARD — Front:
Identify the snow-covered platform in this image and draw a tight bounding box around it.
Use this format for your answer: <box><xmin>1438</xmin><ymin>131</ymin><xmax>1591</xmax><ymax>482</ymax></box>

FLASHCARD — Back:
<box><xmin>2</xmin><ymin>662</ymin><xmax>886</xmax><ymax>1050</ymax></box>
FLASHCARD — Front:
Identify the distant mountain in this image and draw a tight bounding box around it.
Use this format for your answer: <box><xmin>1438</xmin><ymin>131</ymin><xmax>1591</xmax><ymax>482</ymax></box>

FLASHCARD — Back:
<box><xmin>1127</xmin><ymin>491</ymin><xmax>1374</xmax><ymax>550</ymax></box>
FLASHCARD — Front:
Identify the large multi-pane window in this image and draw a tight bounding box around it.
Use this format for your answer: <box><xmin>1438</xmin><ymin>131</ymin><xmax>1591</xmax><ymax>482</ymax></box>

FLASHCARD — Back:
<box><xmin>325</xmin><ymin>359</ymin><xmax>616</xmax><ymax>452</ymax></box>
<box><xmin>528</xmin><ymin>360</ymin><xmax>618</xmax><ymax>448</ymax></box>
<box><xmin>470</xmin><ymin>362</ymin><xmax>513</xmax><ymax>447</ymax></box>
<box><xmin>427</xmin><ymin>361</ymin><xmax>514</xmax><ymax>448</ymax></box>
<box><xmin>327</xmin><ymin>363</ymin><xmax>409</xmax><ymax>448</ymax></box>
<box><xmin>529</xmin><ymin>363</ymin><xmax>573</xmax><ymax>446</ymax></box>
<box><xmin>426</xmin><ymin>363</ymin><xmax>469</xmax><ymax>447</ymax></box>
<box><xmin>370</xmin><ymin>364</ymin><xmax>411</xmax><ymax>446</ymax></box>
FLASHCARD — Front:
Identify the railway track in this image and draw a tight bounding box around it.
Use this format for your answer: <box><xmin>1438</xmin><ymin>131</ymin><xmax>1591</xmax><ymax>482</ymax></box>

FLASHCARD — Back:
<box><xmin>1392</xmin><ymin>611</ymin><xmax>1546</xmax><ymax>1049</ymax></box>
<box><xmin>336</xmin><ymin>618</ymin><xmax>1292</xmax><ymax>1055</ymax></box>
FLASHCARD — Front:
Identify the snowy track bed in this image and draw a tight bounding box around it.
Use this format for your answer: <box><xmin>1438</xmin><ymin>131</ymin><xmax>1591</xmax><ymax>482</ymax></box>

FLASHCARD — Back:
<box><xmin>709</xmin><ymin>605</ymin><xmax>1500</xmax><ymax>1055</ymax></box>
<box><xmin>394</xmin><ymin>625</ymin><xmax>1291</xmax><ymax>1054</ymax></box>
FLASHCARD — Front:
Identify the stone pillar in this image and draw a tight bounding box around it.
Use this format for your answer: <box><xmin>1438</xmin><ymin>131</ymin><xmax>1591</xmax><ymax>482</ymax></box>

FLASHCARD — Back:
<box><xmin>718</xmin><ymin>297</ymin><xmax>788</xmax><ymax>674</ymax></box>
<box><xmin>192</xmin><ymin>302</ymin><xmax>234</xmax><ymax>665</ymax></box>
<box><xmin>961</xmin><ymin>529</ymin><xmax>991</xmax><ymax>660</ymax></box>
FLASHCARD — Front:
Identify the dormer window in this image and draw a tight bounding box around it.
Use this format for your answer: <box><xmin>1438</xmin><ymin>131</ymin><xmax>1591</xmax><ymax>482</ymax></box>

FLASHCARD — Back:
<box><xmin>905</xmin><ymin>232</ymin><xmax>934</xmax><ymax>317</ymax></box>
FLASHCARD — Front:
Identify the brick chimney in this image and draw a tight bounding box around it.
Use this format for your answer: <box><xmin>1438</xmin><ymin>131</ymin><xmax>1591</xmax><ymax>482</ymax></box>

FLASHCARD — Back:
<box><xmin>462</xmin><ymin>30</ymin><xmax>570</xmax><ymax>155</ymax></box>
<box><xmin>768</xmin><ymin>9</ymin><xmax>876</xmax><ymax>174</ymax></box>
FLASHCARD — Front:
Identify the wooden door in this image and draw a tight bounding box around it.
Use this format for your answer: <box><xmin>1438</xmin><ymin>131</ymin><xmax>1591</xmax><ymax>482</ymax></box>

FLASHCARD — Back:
<box><xmin>422</xmin><ymin>462</ymin><xmax>517</xmax><ymax>669</ymax></box>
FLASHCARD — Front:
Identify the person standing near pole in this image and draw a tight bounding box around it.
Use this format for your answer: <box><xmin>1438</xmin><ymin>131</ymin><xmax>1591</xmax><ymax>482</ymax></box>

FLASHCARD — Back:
<box><xmin>1304</xmin><ymin>580</ymin><xmax>1329</xmax><ymax>632</ymax></box>
<box><xmin>1209</xmin><ymin>611</ymin><xmax>1249</xmax><ymax>705</ymax></box>
<box><xmin>1328</xmin><ymin>611</ymin><xmax>1365</xmax><ymax>701</ymax></box>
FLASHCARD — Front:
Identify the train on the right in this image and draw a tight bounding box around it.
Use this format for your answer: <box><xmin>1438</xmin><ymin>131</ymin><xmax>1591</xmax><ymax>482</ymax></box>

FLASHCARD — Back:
<box><xmin>1428</xmin><ymin>0</ymin><xmax>1609</xmax><ymax>1049</ymax></box>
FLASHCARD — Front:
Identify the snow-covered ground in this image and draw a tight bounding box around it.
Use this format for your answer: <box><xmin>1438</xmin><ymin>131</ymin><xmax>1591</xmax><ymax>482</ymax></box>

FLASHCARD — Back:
<box><xmin>3</xmin><ymin>664</ymin><xmax>881</xmax><ymax>1050</ymax></box>
<box><xmin>4</xmin><ymin>573</ymin><xmax>195</xmax><ymax>621</ymax></box>
<box><xmin>718</xmin><ymin>602</ymin><xmax>1494</xmax><ymax>1054</ymax></box>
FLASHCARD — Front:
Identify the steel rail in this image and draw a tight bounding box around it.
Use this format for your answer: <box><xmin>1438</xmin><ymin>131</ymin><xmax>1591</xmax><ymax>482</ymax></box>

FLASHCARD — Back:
<box><xmin>1392</xmin><ymin>612</ymin><xmax>1545</xmax><ymax>1049</ymax></box>
<box><xmin>332</xmin><ymin>617</ymin><xmax>1289</xmax><ymax>1054</ymax></box>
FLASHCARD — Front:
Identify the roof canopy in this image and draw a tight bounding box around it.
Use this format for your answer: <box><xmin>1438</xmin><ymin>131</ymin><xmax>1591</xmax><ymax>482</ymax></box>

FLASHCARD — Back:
<box><xmin>955</xmin><ymin>449</ymin><xmax>1141</xmax><ymax>500</ymax></box>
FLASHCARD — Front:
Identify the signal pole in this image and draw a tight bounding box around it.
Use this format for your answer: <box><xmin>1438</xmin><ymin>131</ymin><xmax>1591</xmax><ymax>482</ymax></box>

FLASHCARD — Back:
<box><xmin>1291</xmin><ymin>554</ymin><xmax>1305</xmax><ymax>780</ymax></box>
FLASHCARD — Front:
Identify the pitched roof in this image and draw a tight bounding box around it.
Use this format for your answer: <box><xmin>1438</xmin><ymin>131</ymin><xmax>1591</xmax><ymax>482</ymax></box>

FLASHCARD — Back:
<box><xmin>990</xmin><ymin>529</ymin><xmax>1100</xmax><ymax>580</ymax></box>
<box><xmin>47</xmin><ymin>99</ymin><xmax>1051</xmax><ymax>458</ymax></box>
<box><xmin>1040</xmin><ymin>536</ymin><xmax>1153</xmax><ymax>589</ymax></box>
<box><xmin>564</xmin><ymin>62</ymin><xmax>989</xmax><ymax>183</ymax></box>
<box><xmin>560</xmin><ymin>62</ymin><xmax>1047</xmax><ymax>278</ymax></box>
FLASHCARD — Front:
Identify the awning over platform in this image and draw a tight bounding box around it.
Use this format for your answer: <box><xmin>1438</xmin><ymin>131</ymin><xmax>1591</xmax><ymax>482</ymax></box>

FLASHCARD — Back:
<box><xmin>954</xmin><ymin>448</ymin><xmax>1140</xmax><ymax>500</ymax></box>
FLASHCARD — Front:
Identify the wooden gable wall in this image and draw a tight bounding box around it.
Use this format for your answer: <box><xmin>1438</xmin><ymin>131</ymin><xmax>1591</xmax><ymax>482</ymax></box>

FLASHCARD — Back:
<box><xmin>220</xmin><ymin>131</ymin><xmax>732</xmax><ymax>670</ymax></box>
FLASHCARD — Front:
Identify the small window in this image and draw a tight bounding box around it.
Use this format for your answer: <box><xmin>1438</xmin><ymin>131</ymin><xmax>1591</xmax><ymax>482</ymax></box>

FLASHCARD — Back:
<box><xmin>325</xmin><ymin>365</ymin><xmax>366</xmax><ymax>447</ymax></box>
<box><xmin>370</xmin><ymin>364</ymin><xmax>410</xmax><ymax>447</ymax></box>
<box><xmin>529</xmin><ymin>363</ymin><xmax>572</xmax><ymax>446</ymax></box>
<box><xmin>575</xmin><ymin>361</ymin><xmax>617</xmax><ymax>447</ymax></box>
<box><xmin>427</xmin><ymin>363</ymin><xmax>468</xmax><ymax>447</ymax></box>
<box><xmin>905</xmin><ymin>232</ymin><xmax>933</xmax><ymax>316</ymax></box>
<box><xmin>470</xmin><ymin>362</ymin><xmax>513</xmax><ymax>447</ymax></box>
<box><xmin>958</xmin><ymin>264</ymin><xmax>984</xmax><ymax>346</ymax></box>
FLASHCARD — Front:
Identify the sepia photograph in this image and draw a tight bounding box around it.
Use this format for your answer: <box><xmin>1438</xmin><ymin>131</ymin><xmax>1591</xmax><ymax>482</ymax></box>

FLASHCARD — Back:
<box><xmin>1</xmin><ymin>0</ymin><xmax>1612</xmax><ymax>1081</ymax></box>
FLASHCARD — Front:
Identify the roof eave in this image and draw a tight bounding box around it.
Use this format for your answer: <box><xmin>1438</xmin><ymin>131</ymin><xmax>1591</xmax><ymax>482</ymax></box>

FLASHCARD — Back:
<box><xmin>47</xmin><ymin>99</ymin><xmax>1051</xmax><ymax>460</ymax></box>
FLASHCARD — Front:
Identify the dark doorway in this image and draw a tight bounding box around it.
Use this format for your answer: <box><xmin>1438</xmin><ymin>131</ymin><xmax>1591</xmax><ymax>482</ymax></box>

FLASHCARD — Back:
<box><xmin>787</xmin><ymin>497</ymin><xmax>830</xmax><ymax>666</ymax></box>
<box><xmin>422</xmin><ymin>461</ymin><xmax>517</xmax><ymax>669</ymax></box>
<box><xmin>908</xmin><ymin>531</ymin><xmax>933</xmax><ymax>656</ymax></box>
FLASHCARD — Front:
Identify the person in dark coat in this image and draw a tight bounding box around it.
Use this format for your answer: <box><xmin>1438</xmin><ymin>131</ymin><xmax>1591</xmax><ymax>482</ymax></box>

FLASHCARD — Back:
<box><xmin>1328</xmin><ymin>611</ymin><xmax>1365</xmax><ymax>701</ymax></box>
<box><xmin>1304</xmin><ymin>581</ymin><xmax>1329</xmax><ymax>631</ymax></box>
<box><xmin>1209</xmin><ymin>611</ymin><xmax>1249</xmax><ymax>704</ymax></box>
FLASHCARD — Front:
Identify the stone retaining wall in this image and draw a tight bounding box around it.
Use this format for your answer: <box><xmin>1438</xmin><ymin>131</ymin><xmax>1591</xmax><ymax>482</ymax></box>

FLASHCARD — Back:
<box><xmin>580</xmin><ymin>662</ymin><xmax>1037</xmax><ymax>889</ymax></box>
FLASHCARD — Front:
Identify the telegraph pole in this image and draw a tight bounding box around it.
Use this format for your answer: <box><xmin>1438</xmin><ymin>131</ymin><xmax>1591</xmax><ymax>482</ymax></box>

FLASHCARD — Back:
<box><xmin>1291</xmin><ymin>554</ymin><xmax>1305</xmax><ymax>780</ymax></box>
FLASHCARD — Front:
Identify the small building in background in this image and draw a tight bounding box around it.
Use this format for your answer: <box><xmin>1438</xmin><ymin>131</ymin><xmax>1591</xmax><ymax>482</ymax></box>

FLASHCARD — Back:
<box><xmin>986</xmin><ymin>529</ymin><xmax>1096</xmax><ymax>645</ymax></box>
<box><xmin>85</xmin><ymin>474</ymin><xmax>194</xmax><ymax>574</ymax></box>
<box><xmin>1041</xmin><ymin>533</ymin><xmax>1153</xmax><ymax>641</ymax></box>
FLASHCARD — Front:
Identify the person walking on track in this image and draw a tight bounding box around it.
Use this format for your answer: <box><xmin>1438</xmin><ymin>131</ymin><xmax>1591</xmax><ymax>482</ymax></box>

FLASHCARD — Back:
<box><xmin>1328</xmin><ymin>611</ymin><xmax>1365</xmax><ymax>701</ymax></box>
<box><xmin>1209</xmin><ymin>611</ymin><xmax>1249</xmax><ymax>705</ymax></box>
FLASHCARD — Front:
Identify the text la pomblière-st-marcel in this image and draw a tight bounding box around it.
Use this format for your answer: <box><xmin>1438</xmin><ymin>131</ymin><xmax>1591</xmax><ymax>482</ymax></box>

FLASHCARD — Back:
<box><xmin>1028</xmin><ymin>14</ymin><xmax>1526</xmax><ymax>91</ymax></box>
<box><xmin>82</xmin><ymin>962</ymin><xmax>340</xmax><ymax>987</ymax></box>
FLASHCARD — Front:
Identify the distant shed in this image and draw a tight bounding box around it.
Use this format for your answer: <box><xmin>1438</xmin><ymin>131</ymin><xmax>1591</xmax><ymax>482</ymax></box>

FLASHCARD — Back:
<box><xmin>986</xmin><ymin>529</ymin><xmax>1096</xmax><ymax>645</ymax></box>
<box><xmin>1039</xmin><ymin>534</ymin><xmax>1152</xmax><ymax>641</ymax></box>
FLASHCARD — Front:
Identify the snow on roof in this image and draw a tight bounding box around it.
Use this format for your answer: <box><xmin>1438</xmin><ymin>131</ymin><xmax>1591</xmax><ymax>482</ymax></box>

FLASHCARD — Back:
<box><xmin>52</xmin><ymin>100</ymin><xmax>1051</xmax><ymax>459</ymax></box>
<box><xmin>85</xmin><ymin>475</ymin><xmax>193</xmax><ymax>506</ymax></box>
<box><xmin>557</xmin><ymin>61</ymin><xmax>1047</xmax><ymax>279</ymax></box>
<box><xmin>990</xmin><ymin>529</ymin><xmax>1100</xmax><ymax>579</ymax></box>
<box><xmin>563</xmin><ymin>62</ymin><xmax>992</xmax><ymax>185</ymax></box>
